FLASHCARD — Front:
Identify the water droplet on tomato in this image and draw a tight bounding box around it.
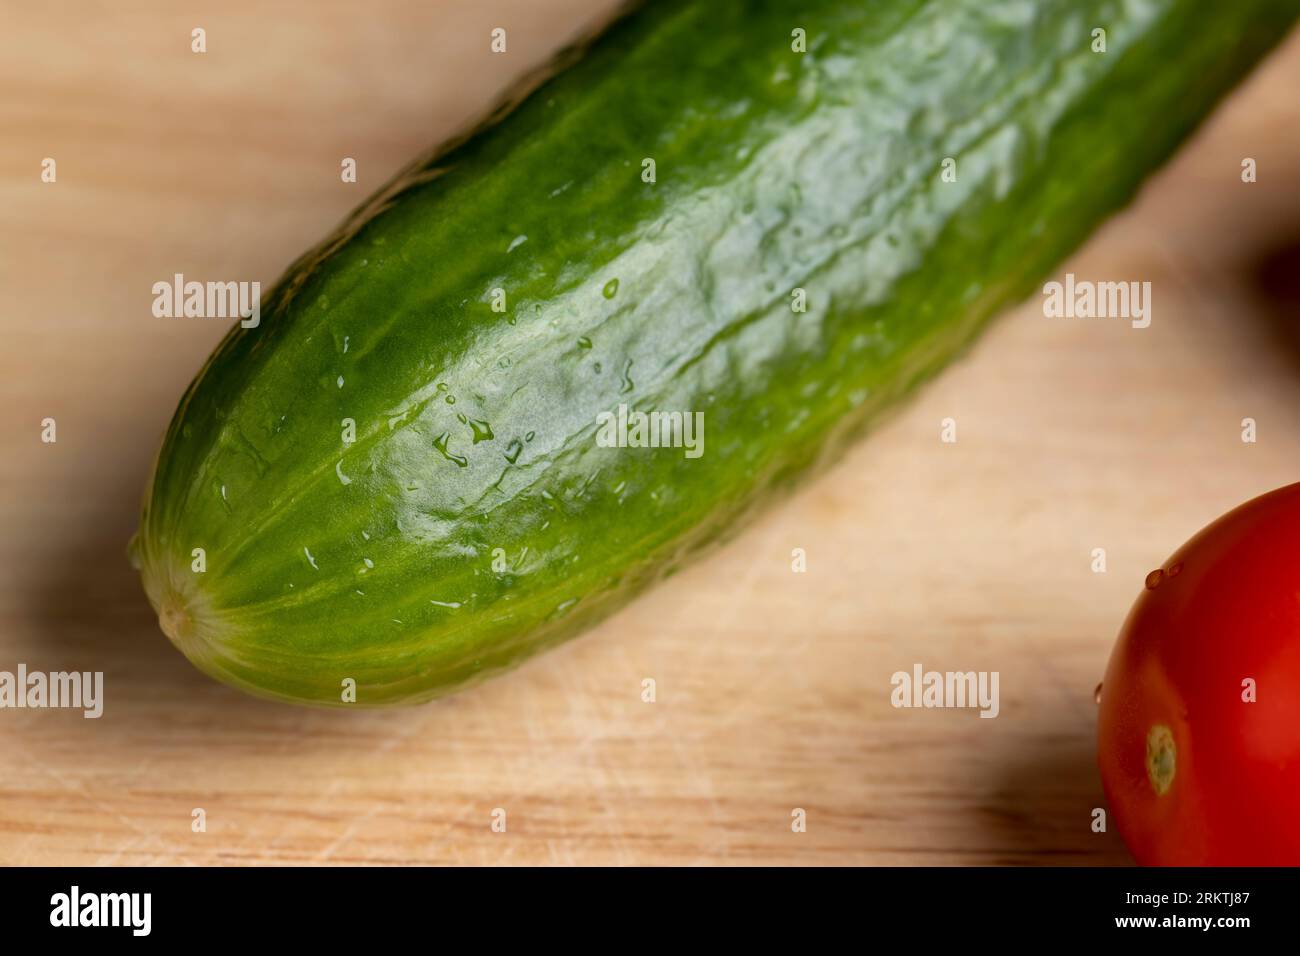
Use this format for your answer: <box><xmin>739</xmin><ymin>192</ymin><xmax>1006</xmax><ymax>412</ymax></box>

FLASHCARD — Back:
<box><xmin>1145</xmin><ymin>568</ymin><xmax>1164</xmax><ymax>589</ymax></box>
<box><xmin>1093</xmin><ymin>682</ymin><xmax>1103</xmax><ymax>704</ymax></box>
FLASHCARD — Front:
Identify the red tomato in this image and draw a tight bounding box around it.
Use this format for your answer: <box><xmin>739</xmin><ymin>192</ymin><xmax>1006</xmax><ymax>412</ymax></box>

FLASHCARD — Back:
<box><xmin>1098</xmin><ymin>482</ymin><xmax>1300</xmax><ymax>865</ymax></box>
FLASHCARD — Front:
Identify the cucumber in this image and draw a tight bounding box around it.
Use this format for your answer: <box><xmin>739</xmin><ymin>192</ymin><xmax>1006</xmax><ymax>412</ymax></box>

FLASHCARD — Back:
<box><xmin>134</xmin><ymin>0</ymin><xmax>1299</xmax><ymax>706</ymax></box>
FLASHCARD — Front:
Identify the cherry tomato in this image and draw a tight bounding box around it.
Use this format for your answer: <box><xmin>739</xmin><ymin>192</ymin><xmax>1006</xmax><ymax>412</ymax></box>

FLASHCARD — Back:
<box><xmin>1098</xmin><ymin>482</ymin><xmax>1300</xmax><ymax>865</ymax></box>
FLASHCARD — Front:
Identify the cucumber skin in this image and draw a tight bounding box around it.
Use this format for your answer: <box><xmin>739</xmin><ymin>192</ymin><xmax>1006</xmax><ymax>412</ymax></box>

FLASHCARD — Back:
<box><xmin>137</xmin><ymin>0</ymin><xmax>1299</xmax><ymax>706</ymax></box>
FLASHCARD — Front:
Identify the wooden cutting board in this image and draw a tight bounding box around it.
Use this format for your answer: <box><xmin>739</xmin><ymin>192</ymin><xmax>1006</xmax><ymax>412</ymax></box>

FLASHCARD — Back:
<box><xmin>2</xmin><ymin>2</ymin><xmax>1298</xmax><ymax>866</ymax></box>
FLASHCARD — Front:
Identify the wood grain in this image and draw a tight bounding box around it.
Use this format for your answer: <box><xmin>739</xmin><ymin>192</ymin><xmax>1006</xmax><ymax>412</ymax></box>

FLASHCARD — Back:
<box><xmin>2</xmin><ymin>2</ymin><xmax>1299</xmax><ymax>866</ymax></box>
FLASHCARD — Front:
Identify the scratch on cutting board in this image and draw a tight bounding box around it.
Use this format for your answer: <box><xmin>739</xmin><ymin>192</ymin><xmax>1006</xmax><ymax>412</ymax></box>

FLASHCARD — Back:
<box><xmin>314</xmin><ymin>814</ymin><xmax>372</xmax><ymax>863</ymax></box>
<box><xmin>8</xmin><ymin>738</ymin><xmax>169</xmax><ymax>865</ymax></box>
<box><xmin>310</xmin><ymin>711</ymin><xmax>448</xmax><ymax>860</ymax></box>
<box><xmin>666</xmin><ymin>737</ymin><xmax>729</xmax><ymax>865</ymax></box>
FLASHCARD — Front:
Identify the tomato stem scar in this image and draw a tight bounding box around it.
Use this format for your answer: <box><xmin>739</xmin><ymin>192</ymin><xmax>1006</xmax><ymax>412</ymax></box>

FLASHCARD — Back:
<box><xmin>1146</xmin><ymin>724</ymin><xmax>1177</xmax><ymax>796</ymax></box>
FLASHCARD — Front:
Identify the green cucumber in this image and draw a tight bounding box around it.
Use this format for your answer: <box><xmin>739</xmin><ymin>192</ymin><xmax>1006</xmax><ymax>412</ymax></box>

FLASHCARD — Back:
<box><xmin>134</xmin><ymin>0</ymin><xmax>1298</xmax><ymax>706</ymax></box>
